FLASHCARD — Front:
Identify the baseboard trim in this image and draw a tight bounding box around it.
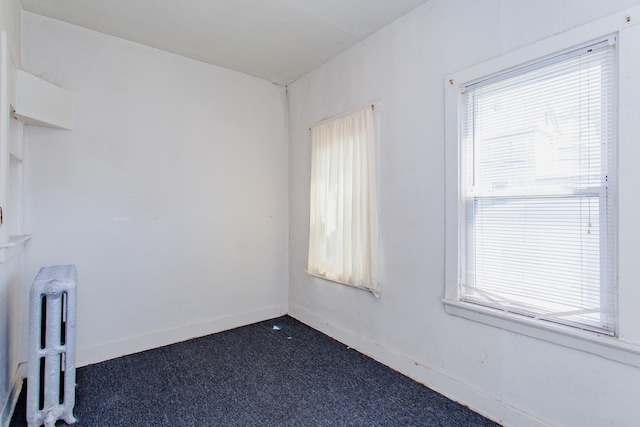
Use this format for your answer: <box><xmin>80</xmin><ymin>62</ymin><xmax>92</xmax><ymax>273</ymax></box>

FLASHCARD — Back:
<box><xmin>1</xmin><ymin>363</ymin><xmax>25</xmax><ymax>427</ymax></box>
<box><xmin>77</xmin><ymin>305</ymin><xmax>287</xmax><ymax>367</ymax></box>
<box><xmin>289</xmin><ymin>305</ymin><xmax>549</xmax><ymax>427</ymax></box>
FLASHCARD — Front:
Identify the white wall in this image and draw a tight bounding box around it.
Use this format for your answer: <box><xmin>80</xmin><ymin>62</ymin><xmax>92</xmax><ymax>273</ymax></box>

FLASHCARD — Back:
<box><xmin>21</xmin><ymin>12</ymin><xmax>289</xmax><ymax>367</ymax></box>
<box><xmin>0</xmin><ymin>257</ymin><xmax>23</xmax><ymax>426</ymax></box>
<box><xmin>287</xmin><ymin>1</ymin><xmax>640</xmax><ymax>426</ymax></box>
<box><xmin>0</xmin><ymin>0</ymin><xmax>23</xmax><ymax>425</ymax></box>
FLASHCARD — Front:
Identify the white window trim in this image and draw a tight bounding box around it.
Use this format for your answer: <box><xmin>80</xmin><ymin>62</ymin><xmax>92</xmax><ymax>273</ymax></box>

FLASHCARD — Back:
<box><xmin>444</xmin><ymin>5</ymin><xmax>640</xmax><ymax>367</ymax></box>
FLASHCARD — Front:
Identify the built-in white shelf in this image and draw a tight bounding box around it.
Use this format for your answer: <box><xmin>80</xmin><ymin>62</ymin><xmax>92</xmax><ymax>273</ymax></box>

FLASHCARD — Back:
<box><xmin>9</xmin><ymin>151</ymin><xmax>23</xmax><ymax>163</ymax></box>
<box><xmin>13</xmin><ymin>70</ymin><xmax>74</xmax><ymax>130</ymax></box>
<box><xmin>0</xmin><ymin>234</ymin><xmax>31</xmax><ymax>263</ymax></box>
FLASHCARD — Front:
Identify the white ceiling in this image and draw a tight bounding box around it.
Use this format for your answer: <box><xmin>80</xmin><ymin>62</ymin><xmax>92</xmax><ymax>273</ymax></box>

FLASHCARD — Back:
<box><xmin>19</xmin><ymin>0</ymin><xmax>430</xmax><ymax>85</ymax></box>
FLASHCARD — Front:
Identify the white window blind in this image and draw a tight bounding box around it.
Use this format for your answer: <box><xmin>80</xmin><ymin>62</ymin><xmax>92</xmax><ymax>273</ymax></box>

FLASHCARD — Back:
<box><xmin>459</xmin><ymin>38</ymin><xmax>617</xmax><ymax>334</ymax></box>
<box><xmin>308</xmin><ymin>105</ymin><xmax>379</xmax><ymax>294</ymax></box>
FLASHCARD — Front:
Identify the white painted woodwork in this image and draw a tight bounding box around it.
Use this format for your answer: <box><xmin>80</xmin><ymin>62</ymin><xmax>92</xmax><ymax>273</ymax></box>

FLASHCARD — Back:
<box><xmin>0</xmin><ymin>3</ymin><xmax>26</xmax><ymax>425</ymax></box>
<box><xmin>14</xmin><ymin>70</ymin><xmax>73</xmax><ymax>130</ymax></box>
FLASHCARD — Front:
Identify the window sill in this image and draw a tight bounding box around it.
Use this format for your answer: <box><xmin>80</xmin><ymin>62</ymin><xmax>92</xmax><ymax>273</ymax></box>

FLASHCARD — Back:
<box><xmin>305</xmin><ymin>270</ymin><xmax>379</xmax><ymax>297</ymax></box>
<box><xmin>0</xmin><ymin>234</ymin><xmax>31</xmax><ymax>263</ymax></box>
<box><xmin>443</xmin><ymin>298</ymin><xmax>640</xmax><ymax>368</ymax></box>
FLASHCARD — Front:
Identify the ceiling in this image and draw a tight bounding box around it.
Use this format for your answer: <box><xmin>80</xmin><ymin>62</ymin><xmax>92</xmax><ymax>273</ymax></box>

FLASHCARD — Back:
<box><xmin>20</xmin><ymin>0</ymin><xmax>430</xmax><ymax>85</ymax></box>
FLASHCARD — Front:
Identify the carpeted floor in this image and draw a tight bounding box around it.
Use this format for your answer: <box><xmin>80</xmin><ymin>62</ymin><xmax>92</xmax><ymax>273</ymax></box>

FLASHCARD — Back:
<box><xmin>10</xmin><ymin>316</ymin><xmax>499</xmax><ymax>426</ymax></box>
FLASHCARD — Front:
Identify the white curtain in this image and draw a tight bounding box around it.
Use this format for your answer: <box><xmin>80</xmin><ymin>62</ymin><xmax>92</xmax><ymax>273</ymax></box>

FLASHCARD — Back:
<box><xmin>307</xmin><ymin>105</ymin><xmax>379</xmax><ymax>294</ymax></box>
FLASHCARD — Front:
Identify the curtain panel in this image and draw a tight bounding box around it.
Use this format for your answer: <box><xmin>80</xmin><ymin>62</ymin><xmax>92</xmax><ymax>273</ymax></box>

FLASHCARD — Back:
<box><xmin>307</xmin><ymin>105</ymin><xmax>379</xmax><ymax>294</ymax></box>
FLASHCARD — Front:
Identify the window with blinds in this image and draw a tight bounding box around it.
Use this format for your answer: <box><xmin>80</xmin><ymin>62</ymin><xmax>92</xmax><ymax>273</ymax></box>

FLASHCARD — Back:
<box><xmin>459</xmin><ymin>37</ymin><xmax>617</xmax><ymax>335</ymax></box>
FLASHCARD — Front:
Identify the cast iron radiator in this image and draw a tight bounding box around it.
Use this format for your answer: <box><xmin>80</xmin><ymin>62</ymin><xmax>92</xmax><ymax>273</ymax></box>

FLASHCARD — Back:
<box><xmin>27</xmin><ymin>265</ymin><xmax>78</xmax><ymax>427</ymax></box>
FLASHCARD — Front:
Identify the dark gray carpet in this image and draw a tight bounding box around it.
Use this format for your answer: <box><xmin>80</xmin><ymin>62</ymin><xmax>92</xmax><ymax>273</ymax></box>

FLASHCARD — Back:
<box><xmin>10</xmin><ymin>316</ymin><xmax>499</xmax><ymax>426</ymax></box>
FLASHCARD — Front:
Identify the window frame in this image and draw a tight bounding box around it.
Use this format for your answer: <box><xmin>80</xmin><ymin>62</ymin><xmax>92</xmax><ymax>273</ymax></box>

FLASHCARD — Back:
<box><xmin>444</xmin><ymin>6</ymin><xmax>640</xmax><ymax>367</ymax></box>
<box><xmin>460</xmin><ymin>37</ymin><xmax>617</xmax><ymax>335</ymax></box>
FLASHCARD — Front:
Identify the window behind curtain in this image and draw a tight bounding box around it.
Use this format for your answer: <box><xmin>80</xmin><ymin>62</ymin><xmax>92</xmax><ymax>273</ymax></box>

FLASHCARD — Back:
<box><xmin>459</xmin><ymin>38</ymin><xmax>617</xmax><ymax>334</ymax></box>
<box><xmin>308</xmin><ymin>105</ymin><xmax>379</xmax><ymax>294</ymax></box>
